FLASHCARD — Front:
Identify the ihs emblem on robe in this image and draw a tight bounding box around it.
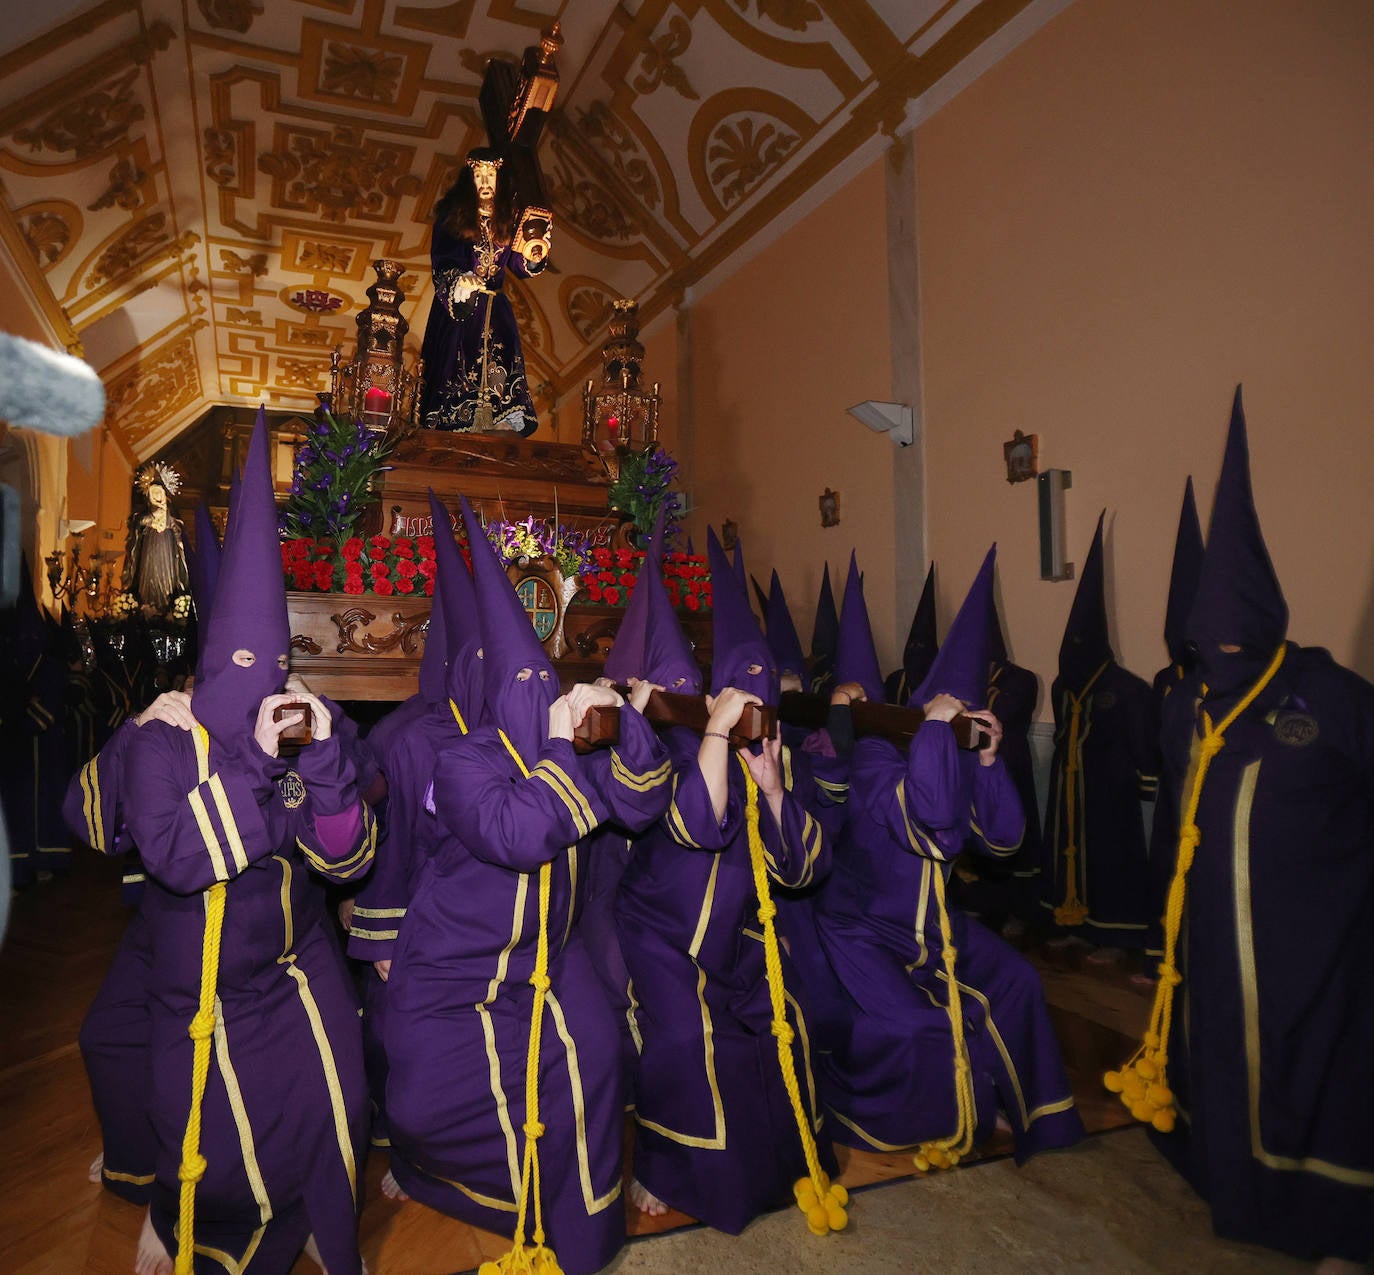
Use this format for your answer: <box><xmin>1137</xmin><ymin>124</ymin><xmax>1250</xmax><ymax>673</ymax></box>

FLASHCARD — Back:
<box><xmin>279</xmin><ymin>771</ymin><xmax>308</xmax><ymax>809</ymax></box>
<box><xmin>1273</xmin><ymin>711</ymin><xmax>1319</xmax><ymax>747</ymax></box>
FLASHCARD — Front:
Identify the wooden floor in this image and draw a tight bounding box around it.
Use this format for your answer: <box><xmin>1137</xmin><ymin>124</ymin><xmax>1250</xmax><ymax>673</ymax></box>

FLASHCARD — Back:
<box><xmin>0</xmin><ymin>853</ymin><xmax>1148</xmax><ymax>1275</ymax></box>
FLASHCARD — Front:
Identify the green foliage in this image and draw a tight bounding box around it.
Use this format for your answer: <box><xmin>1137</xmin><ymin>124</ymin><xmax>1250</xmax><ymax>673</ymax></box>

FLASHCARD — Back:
<box><xmin>605</xmin><ymin>445</ymin><xmax>684</xmax><ymax>543</ymax></box>
<box><xmin>279</xmin><ymin>402</ymin><xmax>393</xmax><ymax>544</ymax></box>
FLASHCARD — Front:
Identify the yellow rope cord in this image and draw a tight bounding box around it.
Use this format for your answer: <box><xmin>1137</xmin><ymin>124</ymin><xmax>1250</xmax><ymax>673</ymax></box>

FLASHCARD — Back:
<box><xmin>737</xmin><ymin>754</ymin><xmax>849</xmax><ymax>1236</ymax></box>
<box><xmin>1104</xmin><ymin>643</ymin><xmax>1287</xmax><ymax>1132</ymax></box>
<box><xmin>480</xmin><ymin>729</ymin><xmax>562</xmax><ymax>1275</ymax></box>
<box><xmin>913</xmin><ymin>866</ymin><xmax>979</xmax><ymax>1173</ymax></box>
<box><xmin>1053</xmin><ymin>660</ymin><xmax>1110</xmax><ymax>927</ymax></box>
<box><xmin>450</xmin><ymin>698</ymin><xmax>468</xmax><ymax>734</ymax></box>
<box><xmin>175</xmin><ymin>724</ymin><xmax>227</xmax><ymax>1273</ymax></box>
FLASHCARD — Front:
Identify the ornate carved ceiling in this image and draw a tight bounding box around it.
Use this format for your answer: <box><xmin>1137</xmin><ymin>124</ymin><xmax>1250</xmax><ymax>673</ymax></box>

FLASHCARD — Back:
<box><xmin>0</xmin><ymin>0</ymin><xmax>1048</xmax><ymax>461</ymax></box>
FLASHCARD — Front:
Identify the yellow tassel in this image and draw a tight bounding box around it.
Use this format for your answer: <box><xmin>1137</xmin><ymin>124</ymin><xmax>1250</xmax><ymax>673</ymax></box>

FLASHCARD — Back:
<box><xmin>484</xmin><ymin>731</ymin><xmax>563</xmax><ymax>1275</ymax></box>
<box><xmin>912</xmin><ymin>871</ymin><xmax>979</xmax><ymax>1175</ymax></box>
<box><xmin>1103</xmin><ymin>644</ymin><xmax>1287</xmax><ymax>1132</ymax></box>
<box><xmin>175</xmin><ymin>725</ymin><xmax>228</xmax><ymax>1275</ymax></box>
<box><xmin>739</xmin><ymin>757</ymin><xmax>848</xmax><ymax>1236</ymax></box>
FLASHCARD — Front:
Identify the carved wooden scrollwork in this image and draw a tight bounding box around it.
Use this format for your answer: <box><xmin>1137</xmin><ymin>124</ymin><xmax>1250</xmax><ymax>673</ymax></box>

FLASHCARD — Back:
<box><xmin>289</xmin><ymin>633</ymin><xmax>322</xmax><ymax>655</ymax></box>
<box><xmin>330</xmin><ymin>605</ymin><xmax>430</xmax><ymax>655</ymax></box>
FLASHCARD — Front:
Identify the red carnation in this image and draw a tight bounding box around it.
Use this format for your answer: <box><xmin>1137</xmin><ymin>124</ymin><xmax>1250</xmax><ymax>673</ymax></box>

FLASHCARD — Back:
<box><xmin>342</xmin><ymin>538</ymin><xmax>363</xmax><ymax>562</ymax></box>
<box><xmin>614</xmin><ymin>549</ymin><xmax>633</xmax><ymax>568</ymax></box>
<box><xmin>395</xmin><ymin>577</ymin><xmax>415</xmax><ymax>594</ymax></box>
<box><xmin>593</xmin><ymin>548</ymin><xmax>612</xmax><ymax>568</ymax></box>
<box><xmin>418</xmin><ymin>559</ymin><xmax>437</xmax><ymax>578</ymax></box>
<box><xmin>619</xmin><ymin>571</ymin><xmax>637</xmax><ymax>588</ymax></box>
<box><xmin>684</xmin><ymin>593</ymin><xmax>700</xmax><ymax>611</ymax></box>
<box><xmin>369</xmin><ymin>534</ymin><xmax>391</xmax><ymax>550</ymax></box>
<box><xmin>423</xmin><ymin>578</ymin><xmax>434</xmax><ymax>595</ymax></box>
<box><xmin>597</xmin><ymin>569</ymin><xmax>616</xmax><ymax>584</ymax></box>
<box><xmin>291</xmin><ymin>568</ymin><xmax>313</xmax><ymax>591</ymax></box>
<box><xmin>343</xmin><ymin>578</ymin><xmax>364</xmax><ymax>595</ymax></box>
<box><xmin>370</xmin><ymin>561</ymin><xmax>389</xmax><ymax>580</ymax></box>
<box><xmin>395</xmin><ymin>558</ymin><xmax>418</xmax><ymax>580</ymax></box>
<box><xmin>374</xmin><ymin>577</ymin><xmax>394</xmax><ymax>597</ymax></box>
<box><xmin>603</xmin><ymin>586</ymin><xmax>620</xmax><ymax>606</ymax></box>
<box><xmin>393</xmin><ymin>537</ymin><xmax>415</xmax><ymax>559</ymax></box>
<box><xmin>586</xmin><ymin>582</ymin><xmax>603</xmax><ymax>602</ymax></box>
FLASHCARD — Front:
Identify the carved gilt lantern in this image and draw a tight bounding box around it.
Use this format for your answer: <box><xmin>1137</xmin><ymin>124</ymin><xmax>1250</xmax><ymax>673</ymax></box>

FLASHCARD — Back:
<box><xmin>581</xmin><ymin>299</ymin><xmax>661</xmax><ymax>481</ymax></box>
<box><xmin>329</xmin><ymin>259</ymin><xmax>424</xmax><ymax>436</ymax></box>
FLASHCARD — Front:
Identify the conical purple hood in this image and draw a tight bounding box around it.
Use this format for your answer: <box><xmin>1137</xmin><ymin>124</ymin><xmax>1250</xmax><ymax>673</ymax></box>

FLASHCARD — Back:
<box><xmin>460</xmin><ymin>495</ymin><xmax>555</xmax><ymax>759</ymax></box>
<box><xmin>765</xmin><ymin>570</ymin><xmax>807</xmax><ymax>681</ymax></box>
<box><xmin>1058</xmin><ymin>511</ymin><xmax>1112</xmax><ymax>691</ymax></box>
<box><xmin>913</xmin><ymin>546</ymin><xmax>996</xmax><ymax>708</ymax></box>
<box><xmin>902</xmin><ymin>563</ymin><xmax>939</xmax><ymax>689</ymax></box>
<box><xmin>708</xmin><ymin>526</ymin><xmax>776</xmax><ymax>700</ymax></box>
<box><xmin>731</xmin><ymin>537</ymin><xmax>747</xmax><ymax>592</ymax></box>
<box><xmin>642</xmin><ymin>526</ymin><xmax>702</xmax><ymax>693</ymax></box>
<box><xmin>751</xmin><ymin>574</ymin><xmax>770</xmax><ymax>625</ymax></box>
<box><xmin>194</xmin><ymin>406</ymin><xmax>289</xmax><ymax>744</ymax></box>
<box><xmin>811</xmin><ymin>562</ymin><xmax>839</xmax><ymax>666</ymax></box>
<box><xmin>430</xmin><ymin>492</ymin><xmax>484</xmax><ymax>723</ymax></box>
<box><xmin>604</xmin><ymin>509</ymin><xmax>666</xmax><ymax>683</ymax></box>
<box><xmin>12</xmin><ymin>555</ymin><xmax>49</xmax><ymax>667</ymax></box>
<box><xmin>988</xmin><ymin>593</ymin><xmax>1009</xmax><ymax>666</ymax></box>
<box><xmin>418</xmin><ymin>491</ymin><xmax>451</xmax><ymax>706</ymax></box>
<box><xmin>189</xmin><ymin>500</ymin><xmax>221</xmax><ymax>619</ymax></box>
<box><xmin>1188</xmin><ymin>386</ymin><xmax>1287</xmax><ymax>689</ymax></box>
<box><xmin>835</xmin><ymin>551</ymin><xmax>885</xmax><ymax>703</ymax></box>
<box><xmin>1163</xmin><ymin>476</ymin><xmax>1204</xmax><ymax>665</ymax></box>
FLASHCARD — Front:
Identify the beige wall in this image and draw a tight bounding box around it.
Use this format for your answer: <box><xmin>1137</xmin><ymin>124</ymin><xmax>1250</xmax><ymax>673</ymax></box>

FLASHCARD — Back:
<box><xmin>678</xmin><ymin>157</ymin><xmax>899</xmax><ymax>664</ymax></box>
<box><xmin>917</xmin><ymin>0</ymin><xmax>1374</xmax><ymax>699</ymax></box>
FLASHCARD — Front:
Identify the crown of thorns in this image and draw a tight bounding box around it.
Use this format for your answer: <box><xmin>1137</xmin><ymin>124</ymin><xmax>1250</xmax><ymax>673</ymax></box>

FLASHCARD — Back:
<box><xmin>136</xmin><ymin>463</ymin><xmax>182</xmax><ymax>496</ymax></box>
<box><xmin>466</xmin><ymin>155</ymin><xmax>503</xmax><ymax>171</ymax></box>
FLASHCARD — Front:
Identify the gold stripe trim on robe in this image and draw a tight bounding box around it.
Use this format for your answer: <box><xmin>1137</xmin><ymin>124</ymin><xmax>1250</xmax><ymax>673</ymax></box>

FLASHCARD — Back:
<box><xmin>1233</xmin><ymin>759</ymin><xmax>1374</xmax><ymax>1188</ymax></box>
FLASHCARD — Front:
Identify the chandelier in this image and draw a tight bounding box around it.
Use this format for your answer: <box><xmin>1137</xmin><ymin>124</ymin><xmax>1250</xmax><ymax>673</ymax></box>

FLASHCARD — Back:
<box><xmin>581</xmin><ymin>299</ymin><xmax>661</xmax><ymax>481</ymax></box>
<box><xmin>45</xmin><ymin>521</ymin><xmax>116</xmax><ymax>614</ymax></box>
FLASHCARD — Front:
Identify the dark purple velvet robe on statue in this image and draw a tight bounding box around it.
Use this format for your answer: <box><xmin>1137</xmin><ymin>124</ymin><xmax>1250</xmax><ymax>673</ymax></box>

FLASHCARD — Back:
<box><xmin>1155</xmin><ymin>646</ymin><xmax>1374</xmax><ymax>1261</ymax></box>
<box><xmin>124</xmin><ymin>722</ymin><xmax>375</xmax><ymax>1275</ymax></box>
<box><xmin>799</xmin><ymin>722</ymin><xmax>1083</xmax><ymax>1162</ymax></box>
<box><xmin>614</xmin><ymin>729</ymin><xmax>835</xmax><ymax>1235</ymax></box>
<box><xmin>420</xmin><ymin>221</ymin><xmax>537</xmax><ymax>435</ymax></box>
<box><xmin>384</xmin><ymin>708</ymin><xmax>670</xmax><ymax>1275</ymax></box>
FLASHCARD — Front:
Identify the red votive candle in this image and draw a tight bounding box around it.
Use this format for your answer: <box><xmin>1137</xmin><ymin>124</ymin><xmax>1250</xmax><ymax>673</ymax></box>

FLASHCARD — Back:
<box><xmin>364</xmin><ymin>386</ymin><xmax>392</xmax><ymax>414</ymax></box>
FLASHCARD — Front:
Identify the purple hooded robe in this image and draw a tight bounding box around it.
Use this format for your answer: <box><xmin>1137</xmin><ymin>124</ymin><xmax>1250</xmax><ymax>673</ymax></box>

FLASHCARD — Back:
<box><xmin>122</xmin><ymin>411</ymin><xmax>374</xmax><ymax>1273</ymax></box>
<box><xmin>798</xmin><ymin>548</ymin><xmax>1083</xmax><ymax>1162</ymax></box>
<box><xmin>1150</xmin><ymin>390</ymin><xmax>1374</xmax><ymax>1261</ymax></box>
<box><xmin>383</xmin><ymin>496</ymin><xmax>671</xmax><ymax>1275</ymax></box>
<box><xmin>614</xmin><ymin>529</ymin><xmax>834</xmax><ymax>1234</ymax></box>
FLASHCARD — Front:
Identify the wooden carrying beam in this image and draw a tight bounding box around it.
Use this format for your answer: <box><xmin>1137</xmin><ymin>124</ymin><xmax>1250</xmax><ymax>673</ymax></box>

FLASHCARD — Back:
<box><xmin>777</xmin><ymin>692</ymin><xmax>988</xmax><ymax>751</ymax></box>
<box><xmin>572</xmin><ymin>689</ymin><xmax>986</xmax><ymax>751</ymax></box>
<box><xmin>574</xmin><ymin>690</ymin><xmax>774</xmax><ymax>751</ymax></box>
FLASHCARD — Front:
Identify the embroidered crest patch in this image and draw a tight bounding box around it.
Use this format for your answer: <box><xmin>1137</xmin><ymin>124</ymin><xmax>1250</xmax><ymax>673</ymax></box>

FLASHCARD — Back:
<box><xmin>1273</xmin><ymin>712</ymin><xmax>1319</xmax><ymax>747</ymax></box>
<box><xmin>279</xmin><ymin>771</ymin><xmax>307</xmax><ymax>808</ymax></box>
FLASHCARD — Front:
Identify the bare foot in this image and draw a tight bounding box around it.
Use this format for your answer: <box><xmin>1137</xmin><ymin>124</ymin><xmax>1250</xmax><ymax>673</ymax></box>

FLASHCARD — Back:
<box><xmin>629</xmin><ymin>1177</ymin><xmax>668</xmax><ymax>1217</ymax></box>
<box><xmin>995</xmin><ymin>1112</ymin><xmax>1014</xmax><ymax>1134</ymax></box>
<box><xmin>135</xmin><ymin>1208</ymin><xmax>173</xmax><ymax>1275</ymax></box>
<box><xmin>380</xmin><ymin>1168</ymin><xmax>409</xmax><ymax>1202</ymax></box>
<box><xmin>301</xmin><ymin>1236</ymin><xmax>368</xmax><ymax>1275</ymax></box>
<box><xmin>1128</xmin><ymin>971</ymin><xmax>1157</xmax><ymax>990</ymax></box>
<box><xmin>89</xmin><ymin>1152</ymin><xmax>104</xmax><ymax>1184</ymax></box>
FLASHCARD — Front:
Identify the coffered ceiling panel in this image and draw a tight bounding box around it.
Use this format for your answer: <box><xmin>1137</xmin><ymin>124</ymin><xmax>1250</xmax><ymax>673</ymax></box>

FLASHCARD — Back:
<box><xmin>0</xmin><ymin>0</ymin><xmax>1051</xmax><ymax>459</ymax></box>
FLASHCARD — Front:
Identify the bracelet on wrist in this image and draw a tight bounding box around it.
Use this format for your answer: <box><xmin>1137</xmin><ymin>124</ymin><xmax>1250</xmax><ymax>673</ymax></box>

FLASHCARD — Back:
<box><xmin>704</xmin><ymin>730</ymin><xmax>730</xmax><ymax>742</ymax></box>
